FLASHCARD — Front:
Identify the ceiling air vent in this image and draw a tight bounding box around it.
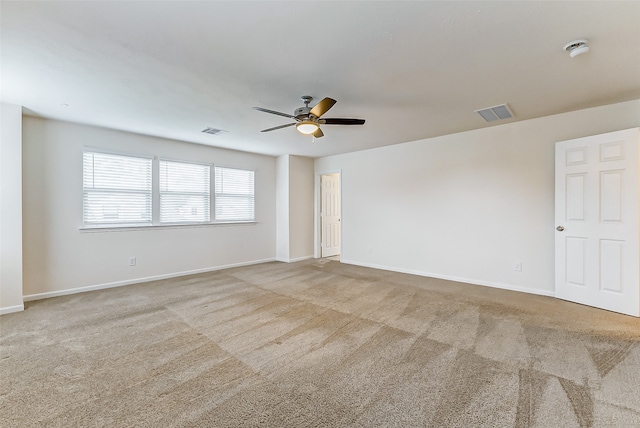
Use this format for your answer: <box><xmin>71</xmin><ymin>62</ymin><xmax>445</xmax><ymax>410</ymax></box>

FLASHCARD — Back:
<box><xmin>201</xmin><ymin>127</ymin><xmax>227</xmax><ymax>135</ymax></box>
<box><xmin>475</xmin><ymin>104</ymin><xmax>514</xmax><ymax>122</ymax></box>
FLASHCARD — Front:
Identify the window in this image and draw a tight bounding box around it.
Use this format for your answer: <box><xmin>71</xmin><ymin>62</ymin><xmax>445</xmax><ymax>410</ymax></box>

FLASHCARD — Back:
<box><xmin>83</xmin><ymin>151</ymin><xmax>256</xmax><ymax>228</ymax></box>
<box><xmin>214</xmin><ymin>167</ymin><xmax>255</xmax><ymax>222</ymax></box>
<box><xmin>83</xmin><ymin>152</ymin><xmax>152</xmax><ymax>226</ymax></box>
<box><xmin>159</xmin><ymin>160</ymin><xmax>210</xmax><ymax>224</ymax></box>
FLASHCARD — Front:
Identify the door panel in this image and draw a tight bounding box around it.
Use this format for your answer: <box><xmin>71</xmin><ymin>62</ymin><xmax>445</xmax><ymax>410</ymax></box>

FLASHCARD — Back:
<box><xmin>600</xmin><ymin>239</ymin><xmax>623</xmax><ymax>292</ymax></box>
<box><xmin>565</xmin><ymin>237</ymin><xmax>586</xmax><ymax>286</ymax></box>
<box><xmin>555</xmin><ymin>128</ymin><xmax>639</xmax><ymax>316</ymax></box>
<box><xmin>566</xmin><ymin>173</ymin><xmax>586</xmax><ymax>220</ymax></box>
<box><xmin>600</xmin><ymin>170</ymin><xmax>622</xmax><ymax>221</ymax></box>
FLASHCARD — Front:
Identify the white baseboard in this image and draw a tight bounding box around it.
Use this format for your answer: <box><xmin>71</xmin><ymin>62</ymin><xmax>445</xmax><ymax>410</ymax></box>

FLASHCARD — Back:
<box><xmin>23</xmin><ymin>258</ymin><xmax>277</xmax><ymax>302</ymax></box>
<box><xmin>276</xmin><ymin>255</ymin><xmax>314</xmax><ymax>263</ymax></box>
<box><xmin>19</xmin><ymin>257</ymin><xmax>554</xmax><ymax>305</ymax></box>
<box><xmin>0</xmin><ymin>303</ymin><xmax>25</xmax><ymax>315</ymax></box>
<box><xmin>340</xmin><ymin>259</ymin><xmax>555</xmax><ymax>298</ymax></box>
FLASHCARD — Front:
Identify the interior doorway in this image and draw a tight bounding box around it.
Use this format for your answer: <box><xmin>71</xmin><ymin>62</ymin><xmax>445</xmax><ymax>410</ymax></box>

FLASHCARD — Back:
<box><xmin>320</xmin><ymin>173</ymin><xmax>341</xmax><ymax>259</ymax></box>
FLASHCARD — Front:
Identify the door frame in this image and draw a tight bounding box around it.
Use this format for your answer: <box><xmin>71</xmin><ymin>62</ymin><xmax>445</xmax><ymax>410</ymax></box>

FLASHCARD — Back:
<box><xmin>314</xmin><ymin>170</ymin><xmax>342</xmax><ymax>259</ymax></box>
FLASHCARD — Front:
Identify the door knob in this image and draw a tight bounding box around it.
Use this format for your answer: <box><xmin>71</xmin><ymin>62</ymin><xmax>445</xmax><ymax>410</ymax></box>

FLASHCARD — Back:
<box><xmin>556</xmin><ymin>226</ymin><xmax>565</xmax><ymax>232</ymax></box>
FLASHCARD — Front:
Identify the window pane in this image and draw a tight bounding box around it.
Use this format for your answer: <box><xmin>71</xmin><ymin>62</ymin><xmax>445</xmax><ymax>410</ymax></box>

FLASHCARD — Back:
<box><xmin>160</xmin><ymin>161</ymin><xmax>210</xmax><ymax>193</ymax></box>
<box><xmin>214</xmin><ymin>167</ymin><xmax>255</xmax><ymax>221</ymax></box>
<box><xmin>83</xmin><ymin>152</ymin><xmax>152</xmax><ymax>226</ymax></box>
<box><xmin>160</xmin><ymin>194</ymin><xmax>210</xmax><ymax>223</ymax></box>
<box><xmin>160</xmin><ymin>160</ymin><xmax>211</xmax><ymax>224</ymax></box>
<box><xmin>83</xmin><ymin>192</ymin><xmax>152</xmax><ymax>224</ymax></box>
<box><xmin>214</xmin><ymin>196</ymin><xmax>254</xmax><ymax>221</ymax></box>
<box><xmin>83</xmin><ymin>152</ymin><xmax>151</xmax><ymax>191</ymax></box>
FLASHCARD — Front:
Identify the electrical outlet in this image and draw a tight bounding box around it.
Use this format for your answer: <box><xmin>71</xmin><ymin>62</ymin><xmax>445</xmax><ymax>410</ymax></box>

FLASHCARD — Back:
<box><xmin>129</xmin><ymin>257</ymin><xmax>136</xmax><ymax>266</ymax></box>
<box><xmin>514</xmin><ymin>261</ymin><xmax>522</xmax><ymax>272</ymax></box>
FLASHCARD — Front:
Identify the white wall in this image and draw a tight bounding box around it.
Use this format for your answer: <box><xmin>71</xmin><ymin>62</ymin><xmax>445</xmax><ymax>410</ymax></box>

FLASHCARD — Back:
<box><xmin>315</xmin><ymin>100</ymin><xmax>640</xmax><ymax>296</ymax></box>
<box><xmin>275</xmin><ymin>154</ymin><xmax>314</xmax><ymax>262</ymax></box>
<box><xmin>276</xmin><ymin>155</ymin><xmax>290</xmax><ymax>261</ymax></box>
<box><xmin>288</xmin><ymin>155</ymin><xmax>314</xmax><ymax>260</ymax></box>
<box><xmin>22</xmin><ymin>117</ymin><xmax>277</xmax><ymax>298</ymax></box>
<box><xmin>0</xmin><ymin>103</ymin><xmax>24</xmax><ymax>314</ymax></box>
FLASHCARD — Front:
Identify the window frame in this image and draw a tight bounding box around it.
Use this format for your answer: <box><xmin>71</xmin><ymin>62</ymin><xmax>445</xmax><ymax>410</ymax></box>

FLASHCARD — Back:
<box><xmin>158</xmin><ymin>158</ymin><xmax>212</xmax><ymax>225</ymax></box>
<box><xmin>80</xmin><ymin>149</ymin><xmax>257</xmax><ymax>231</ymax></box>
<box><xmin>82</xmin><ymin>150</ymin><xmax>153</xmax><ymax>228</ymax></box>
<box><xmin>214</xmin><ymin>166</ymin><xmax>256</xmax><ymax>223</ymax></box>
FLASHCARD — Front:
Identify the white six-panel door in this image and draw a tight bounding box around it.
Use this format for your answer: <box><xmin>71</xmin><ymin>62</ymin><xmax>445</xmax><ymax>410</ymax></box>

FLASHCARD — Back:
<box><xmin>555</xmin><ymin>128</ymin><xmax>639</xmax><ymax>316</ymax></box>
<box><xmin>321</xmin><ymin>174</ymin><xmax>341</xmax><ymax>258</ymax></box>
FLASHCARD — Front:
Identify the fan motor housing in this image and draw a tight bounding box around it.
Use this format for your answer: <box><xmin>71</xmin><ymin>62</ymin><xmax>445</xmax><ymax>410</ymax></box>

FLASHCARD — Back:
<box><xmin>294</xmin><ymin>106</ymin><xmax>312</xmax><ymax>118</ymax></box>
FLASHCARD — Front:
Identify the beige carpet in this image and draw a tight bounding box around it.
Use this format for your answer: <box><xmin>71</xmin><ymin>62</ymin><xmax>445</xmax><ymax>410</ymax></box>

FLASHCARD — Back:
<box><xmin>1</xmin><ymin>260</ymin><xmax>640</xmax><ymax>427</ymax></box>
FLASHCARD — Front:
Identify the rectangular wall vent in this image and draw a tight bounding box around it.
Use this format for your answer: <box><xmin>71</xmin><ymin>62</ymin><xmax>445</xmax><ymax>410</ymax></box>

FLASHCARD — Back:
<box><xmin>201</xmin><ymin>127</ymin><xmax>227</xmax><ymax>135</ymax></box>
<box><xmin>475</xmin><ymin>104</ymin><xmax>514</xmax><ymax>122</ymax></box>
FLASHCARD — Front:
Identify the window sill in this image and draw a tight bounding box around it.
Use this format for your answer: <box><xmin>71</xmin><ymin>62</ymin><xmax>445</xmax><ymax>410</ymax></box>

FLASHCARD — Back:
<box><xmin>80</xmin><ymin>221</ymin><xmax>257</xmax><ymax>233</ymax></box>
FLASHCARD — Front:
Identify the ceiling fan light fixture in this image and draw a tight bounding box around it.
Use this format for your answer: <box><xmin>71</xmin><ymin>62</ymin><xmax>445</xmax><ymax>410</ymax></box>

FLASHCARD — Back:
<box><xmin>296</xmin><ymin>121</ymin><xmax>319</xmax><ymax>135</ymax></box>
<box><xmin>254</xmin><ymin>96</ymin><xmax>365</xmax><ymax>139</ymax></box>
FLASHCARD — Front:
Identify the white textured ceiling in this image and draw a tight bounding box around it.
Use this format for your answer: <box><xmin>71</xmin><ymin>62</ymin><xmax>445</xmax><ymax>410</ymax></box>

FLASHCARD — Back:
<box><xmin>2</xmin><ymin>1</ymin><xmax>639</xmax><ymax>158</ymax></box>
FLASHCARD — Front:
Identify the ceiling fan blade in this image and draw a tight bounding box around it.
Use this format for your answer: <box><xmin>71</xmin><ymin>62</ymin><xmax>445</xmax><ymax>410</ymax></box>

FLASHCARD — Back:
<box><xmin>310</xmin><ymin>97</ymin><xmax>336</xmax><ymax>118</ymax></box>
<box><xmin>313</xmin><ymin>128</ymin><xmax>324</xmax><ymax>138</ymax></box>
<box><xmin>253</xmin><ymin>106</ymin><xmax>295</xmax><ymax>119</ymax></box>
<box><xmin>321</xmin><ymin>118</ymin><xmax>365</xmax><ymax>125</ymax></box>
<box><xmin>260</xmin><ymin>123</ymin><xmax>296</xmax><ymax>132</ymax></box>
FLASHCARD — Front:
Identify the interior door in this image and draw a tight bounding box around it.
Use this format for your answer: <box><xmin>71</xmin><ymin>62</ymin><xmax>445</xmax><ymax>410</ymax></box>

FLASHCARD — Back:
<box><xmin>555</xmin><ymin>128</ymin><xmax>639</xmax><ymax>316</ymax></box>
<box><xmin>321</xmin><ymin>174</ymin><xmax>341</xmax><ymax>257</ymax></box>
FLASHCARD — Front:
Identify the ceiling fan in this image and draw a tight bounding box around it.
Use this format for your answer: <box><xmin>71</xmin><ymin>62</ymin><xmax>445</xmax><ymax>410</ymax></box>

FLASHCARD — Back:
<box><xmin>253</xmin><ymin>96</ymin><xmax>365</xmax><ymax>138</ymax></box>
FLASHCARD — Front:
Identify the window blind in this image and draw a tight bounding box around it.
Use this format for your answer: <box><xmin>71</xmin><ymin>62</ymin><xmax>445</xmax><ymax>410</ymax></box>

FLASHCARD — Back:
<box><xmin>159</xmin><ymin>160</ymin><xmax>210</xmax><ymax>224</ymax></box>
<box><xmin>83</xmin><ymin>152</ymin><xmax>152</xmax><ymax>226</ymax></box>
<box><xmin>214</xmin><ymin>167</ymin><xmax>255</xmax><ymax>222</ymax></box>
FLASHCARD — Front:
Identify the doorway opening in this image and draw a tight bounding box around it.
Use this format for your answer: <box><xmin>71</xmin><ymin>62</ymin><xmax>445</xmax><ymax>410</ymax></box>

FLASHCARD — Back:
<box><xmin>320</xmin><ymin>172</ymin><xmax>341</xmax><ymax>261</ymax></box>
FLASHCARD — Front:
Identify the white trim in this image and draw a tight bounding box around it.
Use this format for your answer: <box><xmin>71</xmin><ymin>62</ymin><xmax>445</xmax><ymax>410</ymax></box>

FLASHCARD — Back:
<box><xmin>82</xmin><ymin>146</ymin><xmax>154</xmax><ymax>160</ymax></box>
<box><xmin>0</xmin><ymin>304</ymin><xmax>25</xmax><ymax>315</ymax></box>
<box><xmin>80</xmin><ymin>221</ymin><xmax>257</xmax><ymax>233</ymax></box>
<box><xmin>23</xmin><ymin>258</ymin><xmax>276</xmax><ymax>302</ymax></box>
<box><xmin>158</xmin><ymin>156</ymin><xmax>212</xmax><ymax>168</ymax></box>
<box><xmin>276</xmin><ymin>255</ymin><xmax>314</xmax><ymax>263</ymax></box>
<box><xmin>340</xmin><ymin>259</ymin><xmax>555</xmax><ymax>298</ymax></box>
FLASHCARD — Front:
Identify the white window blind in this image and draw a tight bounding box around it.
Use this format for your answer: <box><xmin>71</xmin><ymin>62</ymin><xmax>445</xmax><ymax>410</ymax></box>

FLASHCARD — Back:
<box><xmin>214</xmin><ymin>167</ymin><xmax>255</xmax><ymax>222</ymax></box>
<box><xmin>159</xmin><ymin>160</ymin><xmax>210</xmax><ymax>224</ymax></box>
<box><xmin>83</xmin><ymin>152</ymin><xmax>152</xmax><ymax>226</ymax></box>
